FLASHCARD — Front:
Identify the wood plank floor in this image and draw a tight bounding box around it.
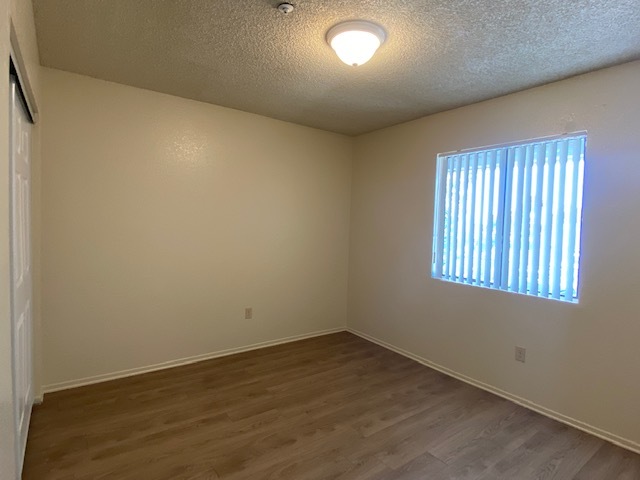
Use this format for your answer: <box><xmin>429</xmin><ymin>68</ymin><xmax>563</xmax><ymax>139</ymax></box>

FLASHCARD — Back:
<box><xmin>24</xmin><ymin>332</ymin><xmax>640</xmax><ymax>479</ymax></box>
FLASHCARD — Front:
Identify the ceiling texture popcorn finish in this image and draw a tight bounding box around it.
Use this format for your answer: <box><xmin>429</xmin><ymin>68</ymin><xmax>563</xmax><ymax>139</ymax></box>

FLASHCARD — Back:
<box><xmin>34</xmin><ymin>0</ymin><xmax>640</xmax><ymax>136</ymax></box>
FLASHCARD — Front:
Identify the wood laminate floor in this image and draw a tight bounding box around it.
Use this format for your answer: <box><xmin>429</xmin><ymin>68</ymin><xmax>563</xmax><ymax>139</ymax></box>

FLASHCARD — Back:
<box><xmin>24</xmin><ymin>332</ymin><xmax>640</xmax><ymax>479</ymax></box>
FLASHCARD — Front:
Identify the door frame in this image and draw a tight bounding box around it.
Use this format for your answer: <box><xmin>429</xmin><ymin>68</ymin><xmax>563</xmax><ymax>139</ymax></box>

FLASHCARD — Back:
<box><xmin>9</xmin><ymin>22</ymin><xmax>38</xmax><ymax>123</ymax></box>
<box><xmin>8</xmin><ymin>19</ymin><xmax>38</xmax><ymax>476</ymax></box>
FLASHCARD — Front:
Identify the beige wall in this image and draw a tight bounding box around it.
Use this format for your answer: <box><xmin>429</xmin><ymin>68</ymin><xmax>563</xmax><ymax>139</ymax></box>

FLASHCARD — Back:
<box><xmin>348</xmin><ymin>60</ymin><xmax>640</xmax><ymax>448</ymax></box>
<box><xmin>1</xmin><ymin>0</ymin><xmax>40</xmax><ymax>477</ymax></box>
<box><xmin>41</xmin><ymin>67</ymin><xmax>352</xmax><ymax>389</ymax></box>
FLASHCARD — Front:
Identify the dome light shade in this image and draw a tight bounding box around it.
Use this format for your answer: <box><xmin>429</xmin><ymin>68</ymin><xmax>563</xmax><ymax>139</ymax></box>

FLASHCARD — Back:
<box><xmin>326</xmin><ymin>21</ymin><xmax>386</xmax><ymax>67</ymax></box>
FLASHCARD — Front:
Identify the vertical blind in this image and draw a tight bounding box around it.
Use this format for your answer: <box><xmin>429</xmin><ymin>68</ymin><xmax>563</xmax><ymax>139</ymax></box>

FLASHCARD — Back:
<box><xmin>432</xmin><ymin>133</ymin><xmax>586</xmax><ymax>302</ymax></box>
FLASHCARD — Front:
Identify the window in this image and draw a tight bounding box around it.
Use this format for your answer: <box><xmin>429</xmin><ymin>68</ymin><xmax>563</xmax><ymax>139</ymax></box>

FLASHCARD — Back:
<box><xmin>431</xmin><ymin>133</ymin><xmax>586</xmax><ymax>303</ymax></box>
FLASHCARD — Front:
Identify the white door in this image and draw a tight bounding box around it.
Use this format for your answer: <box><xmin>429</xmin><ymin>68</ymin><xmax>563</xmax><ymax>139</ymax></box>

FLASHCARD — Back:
<box><xmin>10</xmin><ymin>75</ymin><xmax>33</xmax><ymax>473</ymax></box>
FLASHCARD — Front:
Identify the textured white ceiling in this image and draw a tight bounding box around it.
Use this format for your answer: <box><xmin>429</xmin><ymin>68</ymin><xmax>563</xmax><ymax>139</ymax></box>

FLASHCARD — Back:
<box><xmin>33</xmin><ymin>0</ymin><xmax>640</xmax><ymax>135</ymax></box>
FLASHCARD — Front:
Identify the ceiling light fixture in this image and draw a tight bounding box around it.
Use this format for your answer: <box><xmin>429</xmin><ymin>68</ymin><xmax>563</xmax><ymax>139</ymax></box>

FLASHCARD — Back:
<box><xmin>326</xmin><ymin>20</ymin><xmax>386</xmax><ymax>67</ymax></box>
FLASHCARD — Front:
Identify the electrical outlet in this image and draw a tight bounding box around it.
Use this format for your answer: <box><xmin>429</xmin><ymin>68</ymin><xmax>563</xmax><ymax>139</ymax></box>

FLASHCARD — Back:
<box><xmin>245</xmin><ymin>307</ymin><xmax>253</xmax><ymax>320</ymax></box>
<box><xmin>515</xmin><ymin>346</ymin><xmax>526</xmax><ymax>363</ymax></box>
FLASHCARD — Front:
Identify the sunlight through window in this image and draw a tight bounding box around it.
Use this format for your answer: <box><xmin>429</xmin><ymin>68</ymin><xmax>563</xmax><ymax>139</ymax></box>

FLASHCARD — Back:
<box><xmin>432</xmin><ymin>133</ymin><xmax>586</xmax><ymax>302</ymax></box>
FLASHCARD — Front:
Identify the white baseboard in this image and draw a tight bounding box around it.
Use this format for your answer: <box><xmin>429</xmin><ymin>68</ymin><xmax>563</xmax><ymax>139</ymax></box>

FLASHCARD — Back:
<box><xmin>42</xmin><ymin>327</ymin><xmax>346</xmax><ymax>395</ymax></box>
<box><xmin>348</xmin><ymin>327</ymin><xmax>640</xmax><ymax>455</ymax></box>
<box><xmin>40</xmin><ymin>325</ymin><xmax>640</xmax><ymax>454</ymax></box>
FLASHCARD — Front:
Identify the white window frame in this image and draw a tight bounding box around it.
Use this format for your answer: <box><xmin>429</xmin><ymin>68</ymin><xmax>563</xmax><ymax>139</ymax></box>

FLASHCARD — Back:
<box><xmin>431</xmin><ymin>131</ymin><xmax>587</xmax><ymax>303</ymax></box>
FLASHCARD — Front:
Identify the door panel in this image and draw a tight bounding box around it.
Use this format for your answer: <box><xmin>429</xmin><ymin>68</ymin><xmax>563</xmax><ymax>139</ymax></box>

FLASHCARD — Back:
<box><xmin>10</xmin><ymin>76</ymin><xmax>33</xmax><ymax>473</ymax></box>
